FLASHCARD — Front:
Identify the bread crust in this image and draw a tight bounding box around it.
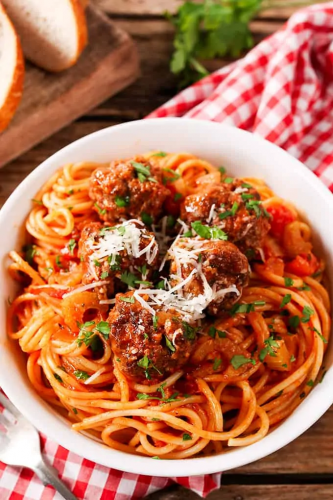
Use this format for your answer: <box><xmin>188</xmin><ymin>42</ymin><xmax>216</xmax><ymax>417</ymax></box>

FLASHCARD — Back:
<box><xmin>68</xmin><ymin>0</ymin><xmax>88</xmax><ymax>69</ymax></box>
<box><xmin>0</xmin><ymin>5</ymin><xmax>24</xmax><ymax>133</ymax></box>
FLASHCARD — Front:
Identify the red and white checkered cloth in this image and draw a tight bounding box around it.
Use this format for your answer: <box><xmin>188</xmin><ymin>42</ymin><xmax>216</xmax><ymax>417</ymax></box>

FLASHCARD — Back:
<box><xmin>1</xmin><ymin>3</ymin><xmax>333</xmax><ymax>499</ymax></box>
<box><xmin>149</xmin><ymin>2</ymin><xmax>333</xmax><ymax>190</ymax></box>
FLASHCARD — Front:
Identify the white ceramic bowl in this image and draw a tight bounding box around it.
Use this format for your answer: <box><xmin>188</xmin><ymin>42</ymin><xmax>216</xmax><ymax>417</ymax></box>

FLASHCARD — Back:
<box><xmin>0</xmin><ymin>118</ymin><xmax>332</xmax><ymax>477</ymax></box>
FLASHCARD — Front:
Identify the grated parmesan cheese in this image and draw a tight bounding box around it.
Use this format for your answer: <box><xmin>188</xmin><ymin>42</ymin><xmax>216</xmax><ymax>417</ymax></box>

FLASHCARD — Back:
<box><xmin>88</xmin><ymin>220</ymin><xmax>158</xmax><ymax>267</ymax></box>
<box><xmin>63</xmin><ymin>280</ymin><xmax>110</xmax><ymax>298</ymax></box>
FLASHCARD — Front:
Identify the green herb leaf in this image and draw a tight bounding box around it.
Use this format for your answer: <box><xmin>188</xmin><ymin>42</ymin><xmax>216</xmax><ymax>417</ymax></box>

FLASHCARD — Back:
<box><xmin>223</xmin><ymin>177</ymin><xmax>234</xmax><ymax>184</ymax></box>
<box><xmin>24</xmin><ymin>244</ymin><xmax>37</xmax><ymax>265</ymax></box>
<box><xmin>74</xmin><ymin>370</ymin><xmax>90</xmax><ymax>381</ymax></box>
<box><xmin>120</xmin><ymin>296</ymin><xmax>135</xmax><ymax>304</ymax></box>
<box><xmin>218</xmin><ymin>166</ymin><xmax>226</xmax><ymax>174</ymax></box>
<box><xmin>182</xmin><ymin>433</ymin><xmax>192</xmax><ymax>441</ymax></box>
<box><xmin>191</xmin><ymin>221</ymin><xmax>228</xmax><ymax>240</ymax></box>
<box><xmin>94</xmin><ymin>202</ymin><xmax>106</xmax><ymax>215</ymax></box>
<box><xmin>152</xmin><ymin>151</ymin><xmax>167</xmax><ymax>157</ymax></box>
<box><xmin>115</xmin><ymin>195</ymin><xmax>130</xmax><ymax>207</ymax></box>
<box><xmin>230</xmin><ymin>301</ymin><xmax>265</xmax><ymax>316</ymax></box>
<box><xmin>280</xmin><ymin>294</ymin><xmax>292</xmax><ymax>308</ymax></box>
<box><xmin>157</xmin><ymin>280</ymin><xmax>166</xmax><ymax>290</ymax></box>
<box><xmin>208</xmin><ymin>326</ymin><xmax>226</xmax><ymax>338</ymax></box>
<box><xmin>182</xmin><ymin>321</ymin><xmax>197</xmax><ymax>340</ymax></box>
<box><xmin>54</xmin><ymin>373</ymin><xmax>63</xmax><ymax>383</ymax></box>
<box><xmin>101</xmin><ymin>271</ymin><xmax>109</xmax><ymax>279</ymax></box>
<box><xmin>131</xmin><ymin>161</ymin><xmax>151</xmax><ymax>179</ymax></box>
<box><xmin>246</xmin><ymin>199</ymin><xmax>262</xmax><ymax>217</ymax></box>
<box><xmin>93</xmin><ymin>259</ymin><xmax>101</xmax><ymax>267</ymax></box>
<box><xmin>301</xmin><ymin>305</ymin><xmax>314</xmax><ymax>323</ymax></box>
<box><xmin>121</xmin><ymin>271</ymin><xmax>137</xmax><ymax>288</ymax></box>
<box><xmin>96</xmin><ymin>321</ymin><xmax>110</xmax><ymax>339</ymax></box>
<box><xmin>165</xmin><ymin>336</ymin><xmax>176</xmax><ymax>352</ymax></box>
<box><xmin>153</xmin><ymin>315</ymin><xmax>158</xmax><ymax>330</ymax></box>
<box><xmin>68</xmin><ymin>239</ymin><xmax>76</xmax><ymax>255</ymax></box>
<box><xmin>174</xmin><ymin>192</ymin><xmax>183</xmax><ymax>202</ymax></box>
<box><xmin>213</xmin><ymin>358</ymin><xmax>222</xmax><ymax>371</ymax></box>
<box><xmin>284</xmin><ymin>277</ymin><xmax>294</xmax><ymax>287</ymax></box>
<box><xmin>141</xmin><ymin>212</ymin><xmax>153</xmax><ymax>225</ymax></box>
<box><xmin>31</xmin><ymin>198</ymin><xmax>43</xmax><ymax>205</ymax></box>
<box><xmin>288</xmin><ymin>316</ymin><xmax>300</xmax><ymax>329</ymax></box>
<box><xmin>311</xmin><ymin>326</ymin><xmax>328</xmax><ymax>344</ymax></box>
<box><xmin>231</xmin><ymin>355</ymin><xmax>255</xmax><ymax>370</ymax></box>
<box><xmin>55</xmin><ymin>255</ymin><xmax>62</xmax><ymax>268</ymax></box>
<box><xmin>307</xmin><ymin>379</ymin><xmax>314</xmax><ymax>387</ymax></box>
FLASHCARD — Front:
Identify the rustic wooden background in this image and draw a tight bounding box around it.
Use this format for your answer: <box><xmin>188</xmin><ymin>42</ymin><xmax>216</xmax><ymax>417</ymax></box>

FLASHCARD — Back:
<box><xmin>0</xmin><ymin>1</ymin><xmax>332</xmax><ymax>498</ymax></box>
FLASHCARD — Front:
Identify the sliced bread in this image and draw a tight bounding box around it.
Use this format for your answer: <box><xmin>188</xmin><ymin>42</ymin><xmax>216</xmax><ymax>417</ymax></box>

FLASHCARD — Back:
<box><xmin>2</xmin><ymin>0</ymin><xmax>88</xmax><ymax>72</ymax></box>
<box><xmin>0</xmin><ymin>4</ymin><xmax>24</xmax><ymax>132</ymax></box>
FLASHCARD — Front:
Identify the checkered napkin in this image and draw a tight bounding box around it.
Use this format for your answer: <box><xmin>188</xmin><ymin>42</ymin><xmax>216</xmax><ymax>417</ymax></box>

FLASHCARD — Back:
<box><xmin>149</xmin><ymin>2</ymin><xmax>333</xmax><ymax>190</ymax></box>
<box><xmin>2</xmin><ymin>3</ymin><xmax>333</xmax><ymax>500</ymax></box>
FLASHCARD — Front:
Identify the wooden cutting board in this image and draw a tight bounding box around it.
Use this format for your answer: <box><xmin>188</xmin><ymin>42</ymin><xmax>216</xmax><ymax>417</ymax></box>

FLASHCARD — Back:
<box><xmin>0</xmin><ymin>4</ymin><xmax>139</xmax><ymax>168</ymax></box>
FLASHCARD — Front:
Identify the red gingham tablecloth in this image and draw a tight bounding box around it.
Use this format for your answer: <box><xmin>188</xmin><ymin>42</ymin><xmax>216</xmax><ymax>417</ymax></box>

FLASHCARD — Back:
<box><xmin>1</xmin><ymin>3</ymin><xmax>333</xmax><ymax>499</ymax></box>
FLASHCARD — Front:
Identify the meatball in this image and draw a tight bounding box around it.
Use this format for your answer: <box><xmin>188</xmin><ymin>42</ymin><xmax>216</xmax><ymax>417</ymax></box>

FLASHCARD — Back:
<box><xmin>181</xmin><ymin>181</ymin><xmax>270</xmax><ymax>254</ymax></box>
<box><xmin>108</xmin><ymin>292</ymin><xmax>196</xmax><ymax>380</ymax></box>
<box><xmin>169</xmin><ymin>237</ymin><xmax>249</xmax><ymax>315</ymax></box>
<box><xmin>78</xmin><ymin>220</ymin><xmax>159</xmax><ymax>298</ymax></box>
<box><xmin>89</xmin><ymin>156</ymin><xmax>170</xmax><ymax>224</ymax></box>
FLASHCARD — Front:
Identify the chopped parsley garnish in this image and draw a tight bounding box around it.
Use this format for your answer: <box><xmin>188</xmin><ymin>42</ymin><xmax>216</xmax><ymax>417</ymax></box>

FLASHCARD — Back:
<box><xmin>137</xmin><ymin>355</ymin><xmax>162</xmax><ymax>379</ymax></box>
<box><xmin>54</xmin><ymin>373</ymin><xmax>63</xmax><ymax>383</ymax></box>
<box><xmin>45</xmin><ymin>267</ymin><xmax>53</xmax><ymax>275</ymax></box>
<box><xmin>276</xmin><ymin>390</ymin><xmax>284</xmax><ymax>397</ymax></box>
<box><xmin>174</xmin><ymin>192</ymin><xmax>183</xmax><ymax>202</ymax></box>
<box><xmin>290</xmin><ymin>354</ymin><xmax>296</xmax><ymax>362</ymax></box>
<box><xmin>151</xmin><ymin>456</ymin><xmax>161</xmax><ymax>459</ymax></box>
<box><xmin>115</xmin><ymin>195</ymin><xmax>130</xmax><ymax>207</ymax></box>
<box><xmin>288</xmin><ymin>315</ymin><xmax>300</xmax><ymax>329</ymax></box>
<box><xmin>241</xmin><ymin>193</ymin><xmax>254</xmax><ymax>201</ymax></box>
<box><xmin>68</xmin><ymin>239</ymin><xmax>76</xmax><ymax>255</ymax></box>
<box><xmin>280</xmin><ymin>294</ymin><xmax>292</xmax><ymax>308</ymax></box>
<box><xmin>55</xmin><ymin>255</ymin><xmax>62</xmax><ymax>268</ymax></box>
<box><xmin>31</xmin><ymin>198</ymin><xmax>43</xmax><ymax>205</ymax></box>
<box><xmin>165</xmin><ymin>336</ymin><xmax>175</xmax><ymax>352</ymax></box>
<box><xmin>108</xmin><ymin>254</ymin><xmax>122</xmax><ymax>271</ymax></box>
<box><xmin>93</xmin><ymin>259</ymin><xmax>101</xmax><ymax>267</ymax></box>
<box><xmin>131</xmin><ymin>161</ymin><xmax>151</xmax><ymax>182</ymax></box>
<box><xmin>120</xmin><ymin>296</ymin><xmax>135</xmax><ymax>304</ymax></box>
<box><xmin>152</xmin><ymin>151</ymin><xmax>167</xmax><ymax>157</ymax></box>
<box><xmin>218</xmin><ymin>201</ymin><xmax>239</xmax><ymax>220</ymax></box>
<box><xmin>297</xmin><ymin>284</ymin><xmax>311</xmax><ymax>291</ymax></box>
<box><xmin>312</xmin><ymin>270</ymin><xmax>322</xmax><ymax>278</ymax></box>
<box><xmin>144</xmin><ymin>333</ymin><xmax>149</xmax><ymax>340</ymax></box>
<box><xmin>311</xmin><ymin>326</ymin><xmax>328</xmax><ymax>344</ymax></box>
<box><xmin>73</xmin><ymin>408</ymin><xmax>78</xmax><ymax>414</ymax></box>
<box><xmin>182</xmin><ymin>321</ymin><xmax>197</xmax><ymax>340</ymax></box>
<box><xmin>218</xmin><ymin>166</ymin><xmax>226</xmax><ymax>175</ymax></box>
<box><xmin>117</xmin><ymin>226</ymin><xmax>126</xmax><ymax>236</ymax></box>
<box><xmin>191</xmin><ymin>221</ymin><xmax>228</xmax><ymax>240</ymax></box>
<box><xmin>101</xmin><ymin>271</ymin><xmax>109</xmax><ymax>279</ymax></box>
<box><xmin>259</xmin><ymin>336</ymin><xmax>279</xmax><ymax>362</ymax></box>
<box><xmin>182</xmin><ymin>230</ymin><xmax>193</xmax><ymax>238</ymax></box>
<box><xmin>76</xmin><ymin>321</ymin><xmax>96</xmax><ymax>347</ymax></box>
<box><xmin>94</xmin><ymin>202</ymin><xmax>106</xmax><ymax>215</ymax></box>
<box><xmin>151</xmin><ymin>418</ymin><xmax>160</xmax><ymax>421</ymax></box>
<box><xmin>231</xmin><ymin>355</ymin><xmax>255</xmax><ymax>370</ymax></box>
<box><xmin>307</xmin><ymin>380</ymin><xmax>314</xmax><ymax>387</ymax></box>
<box><xmin>223</xmin><ymin>177</ymin><xmax>234</xmax><ymax>184</ymax></box>
<box><xmin>213</xmin><ymin>358</ymin><xmax>222</xmax><ymax>371</ymax></box>
<box><xmin>197</xmin><ymin>253</ymin><xmax>202</xmax><ymax>263</ymax></box>
<box><xmin>162</xmin><ymin>168</ymin><xmax>181</xmax><ymax>183</ymax></box>
<box><xmin>319</xmin><ymin>370</ymin><xmax>327</xmax><ymax>383</ymax></box>
<box><xmin>301</xmin><ymin>305</ymin><xmax>314</xmax><ymax>323</ymax></box>
<box><xmin>208</xmin><ymin>326</ymin><xmax>226</xmax><ymax>338</ymax></box>
<box><xmin>241</xmin><ymin>182</ymin><xmax>252</xmax><ymax>189</ymax></box>
<box><xmin>245</xmin><ymin>248</ymin><xmax>256</xmax><ymax>259</ymax></box>
<box><xmin>246</xmin><ymin>199</ymin><xmax>262</xmax><ymax>217</ymax></box>
<box><xmin>182</xmin><ymin>433</ymin><xmax>192</xmax><ymax>441</ymax></box>
<box><xmin>121</xmin><ymin>271</ymin><xmax>137</xmax><ymax>288</ymax></box>
<box><xmin>74</xmin><ymin>370</ymin><xmax>90</xmax><ymax>381</ymax></box>
<box><xmin>284</xmin><ymin>277</ymin><xmax>294</xmax><ymax>287</ymax></box>
<box><xmin>157</xmin><ymin>280</ymin><xmax>166</xmax><ymax>290</ymax></box>
<box><xmin>96</xmin><ymin>321</ymin><xmax>110</xmax><ymax>340</ymax></box>
<box><xmin>167</xmin><ymin>215</ymin><xmax>176</xmax><ymax>228</ymax></box>
<box><xmin>300</xmin><ymin>392</ymin><xmax>306</xmax><ymax>399</ymax></box>
<box><xmin>141</xmin><ymin>212</ymin><xmax>153</xmax><ymax>225</ymax></box>
<box><xmin>230</xmin><ymin>301</ymin><xmax>265</xmax><ymax>316</ymax></box>
<box><xmin>153</xmin><ymin>315</ymin><xmax>158</xmax><ymax>330</ymax></box>
<box><xmin>68</xmin><ymin>189</ymin><xmax>74</xmax><ymax>195</ymax></box>
<box><xmin>135</xmin><ymin>280</ymin><xmax>152</xmax><ymax>286</ymax></box>
<box><xmin>24</xmin><ymin>244</ymin><xmax>37</xmax><ymax>265</ymax></box>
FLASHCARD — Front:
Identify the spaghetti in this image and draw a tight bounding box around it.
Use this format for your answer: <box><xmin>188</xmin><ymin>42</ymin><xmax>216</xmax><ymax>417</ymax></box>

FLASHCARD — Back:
<box><xmin>7</xmin><ymin>152</ymin><xmax>331</xmax><ymax>459</ymax></box>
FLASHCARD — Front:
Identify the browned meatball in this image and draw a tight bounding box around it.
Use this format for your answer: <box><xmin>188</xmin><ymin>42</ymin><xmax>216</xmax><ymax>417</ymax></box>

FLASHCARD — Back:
<box><xmin>78</xmin><ymin>220</ymin><xmax>159</xmax><ymax>299</ymax></box>
<box><xmin>181</xmin><ymin>181</ymin><xmax>270</xmax><ymax>254</ymax></box>
<box><xmin>108</xmin><ymin>292</ymin><xmax>196</xmax><ymax>380</ymax></box>
<box><xmin>169</xmin><ymin>237</ymin><xmax>249</xmax><ymax>315</ymax></box>
<box><xmin>89</xmin><ymin>157</ymin><xmax>170</xmax><ymax>224</ymax></box>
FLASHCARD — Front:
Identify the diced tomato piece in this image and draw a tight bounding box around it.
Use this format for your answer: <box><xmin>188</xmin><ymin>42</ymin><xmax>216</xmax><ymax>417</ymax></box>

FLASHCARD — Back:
<box><xmin>264</xmin><ymin>257</ymin><xmax>285</xmax><ymax>276</ymax></box>
<box><xmin>266</xmin><ymin>205</ymin><xmax>296</xmax><ymax>238</ymax></box>
<box><xmin>285</xmin><ymin>252</ymin><xmax>319</xmax><ymax>277</ymax></box>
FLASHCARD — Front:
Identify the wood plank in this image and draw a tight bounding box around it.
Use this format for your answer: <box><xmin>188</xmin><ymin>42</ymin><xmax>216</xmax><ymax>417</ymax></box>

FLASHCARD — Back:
<box><xmin>146</xmin><ymin>484</ymin><xmax>333</xmax><ymax>500</ymax></box>
<box><xmin>95</xmin><ymin>0</ymin><xmax>329</xmax><ymax>18</ymax></box>
<box><xmin>0</xmin><ymin>5</ymin><xmax>139</xmax><ymax>168</ymax></box>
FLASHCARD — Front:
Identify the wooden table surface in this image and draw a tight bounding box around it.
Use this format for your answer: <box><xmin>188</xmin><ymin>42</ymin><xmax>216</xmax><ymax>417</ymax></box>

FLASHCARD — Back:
<box><xmin>0</xmin><ymin>1</ymin><xmax>332</xmax><ymax>499</ymax></box>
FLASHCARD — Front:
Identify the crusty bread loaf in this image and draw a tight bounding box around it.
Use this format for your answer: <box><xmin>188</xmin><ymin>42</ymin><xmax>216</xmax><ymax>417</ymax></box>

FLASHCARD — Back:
<box><xmin>2</xmin><ymin>0</ymin><xmax>88</xmax><ymax>73</ymax></box>
<box><xmin>0</xmin><ymin>4</ymin><xmax>24</xmax><ymax>132</ymax></box>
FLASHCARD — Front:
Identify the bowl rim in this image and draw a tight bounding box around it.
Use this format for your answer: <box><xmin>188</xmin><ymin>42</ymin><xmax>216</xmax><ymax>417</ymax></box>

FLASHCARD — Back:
<box><xmin>1</xmin><ymin>117</ymin><xmax>333</xmax><ymax>477</ymax></box>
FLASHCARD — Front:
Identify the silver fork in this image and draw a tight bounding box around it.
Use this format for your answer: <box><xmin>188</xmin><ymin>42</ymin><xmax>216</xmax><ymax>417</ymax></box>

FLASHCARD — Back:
<box><xmin>0</xmin><ymin>392</ymin><xmax>78</xmax><ymax>500</ymax></box>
